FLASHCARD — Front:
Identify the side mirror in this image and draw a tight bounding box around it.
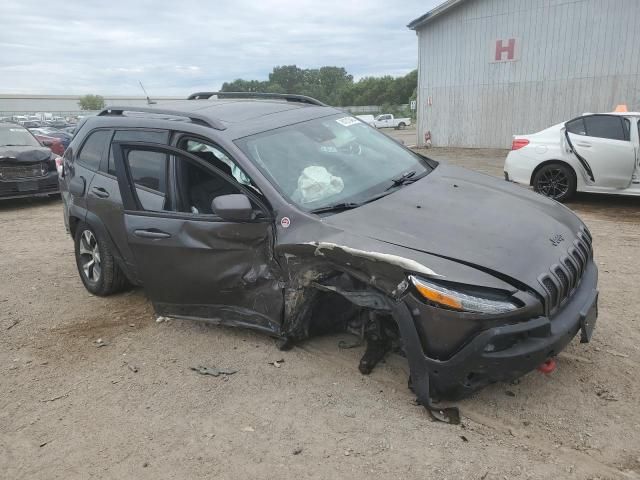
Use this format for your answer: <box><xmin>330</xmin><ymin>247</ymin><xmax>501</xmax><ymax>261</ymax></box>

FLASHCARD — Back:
<box><xmin>212</xmin><ymin>194</ymin><xmax>254</xmax><ymax>221</ymax></box>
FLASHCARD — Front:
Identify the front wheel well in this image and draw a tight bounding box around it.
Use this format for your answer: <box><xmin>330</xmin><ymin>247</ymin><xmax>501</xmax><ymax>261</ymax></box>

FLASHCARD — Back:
<box><xmin>529</xmin><ymin>159</ymin><xmax>577</xmax><ymax>186</ymax></box>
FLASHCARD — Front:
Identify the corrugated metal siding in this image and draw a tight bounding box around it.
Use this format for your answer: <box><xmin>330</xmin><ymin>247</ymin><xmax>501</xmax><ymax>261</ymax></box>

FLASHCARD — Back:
<box><xmin>415</xmin><ymin>0</ymin><xmax>640</xmax><ymax>148</ymax></box>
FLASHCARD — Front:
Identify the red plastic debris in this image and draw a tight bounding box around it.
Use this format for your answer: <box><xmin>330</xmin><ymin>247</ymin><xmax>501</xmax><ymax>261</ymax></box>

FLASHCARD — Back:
<box><xmin>537</xmin><ymin>358</ymin><xmax>557</xmax><ymax>374</ymax></box>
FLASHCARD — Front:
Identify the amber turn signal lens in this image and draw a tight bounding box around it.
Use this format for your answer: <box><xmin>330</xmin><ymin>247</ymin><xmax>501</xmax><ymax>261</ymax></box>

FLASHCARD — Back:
<box><xmin>413</xmin><ymin>281</ymin><xmax>463</xmax><ymax>310</ymax></box>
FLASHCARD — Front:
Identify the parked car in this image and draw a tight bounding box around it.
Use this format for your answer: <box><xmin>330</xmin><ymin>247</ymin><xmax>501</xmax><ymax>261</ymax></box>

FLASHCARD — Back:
<box><xmin>372</xmin><ymin>114</ymin><xmax>411</xmax><ymax>129</ymax></box>
<box><xmin>30</xmin><ymin>128</ymin><xmax>72</xmax><ymax>149</ymax></box>
<box><xmin>504</xmin><ymin>112</ymin><xmax>640</xmax><ymax>201</ymax></box>
<box><xmin>0</xmin><ymin>122</ymin><xmax>61</xmax><ymax>200</ymax></box>
<box><xmin>60</xmin><ymin>93</ymin><xmax>598</xmax><ymax>422</ymax></box>
<box><xmin>32</xmin><ymin>133</ymin><xmax>65</xmax><ymax>156</ymax></box>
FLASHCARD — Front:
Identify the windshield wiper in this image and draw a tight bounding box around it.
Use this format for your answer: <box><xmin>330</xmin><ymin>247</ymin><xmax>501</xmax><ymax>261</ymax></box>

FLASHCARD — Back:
<box><xmin>386</xmin><ymin>171</ymin><xmax>417</xmax><ymax>190</ymax></box>
<box><xmin>309</xmin><ymin>202</ymin><xmax>361</xmax><ymax>215</ymax></box>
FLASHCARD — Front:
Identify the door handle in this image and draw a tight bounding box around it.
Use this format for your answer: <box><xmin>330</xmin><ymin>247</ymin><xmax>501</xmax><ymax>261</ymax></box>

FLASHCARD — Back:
<box><xmin>576</xmin><ymin>142</ymin><xmax>592</xmax><ymax>148</ymax></box>
<box><xmin>91</xmin><ymin>186</ymin><xmax>110</xmax><ymax>198</ymax></box>
<box><xmin>133</xmin><ymin>229</ymin><xmax>171</xmax><ymax>239</ymax></box>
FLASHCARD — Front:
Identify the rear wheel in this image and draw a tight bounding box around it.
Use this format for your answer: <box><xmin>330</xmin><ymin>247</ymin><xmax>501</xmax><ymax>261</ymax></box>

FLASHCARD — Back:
<box><xmin>74</xmin><ymin>223</ymin><xmax>128</xmax><ymax>296</ymax></box>
<box><xmin>397</xmin><ymin>122</ymin><xmax>406</xmax><ymax>130</ymax></box>
<box><xmin>532</xmin><ymin>163</ymin><xmax>576</xmax><ymax>202</ymax></box>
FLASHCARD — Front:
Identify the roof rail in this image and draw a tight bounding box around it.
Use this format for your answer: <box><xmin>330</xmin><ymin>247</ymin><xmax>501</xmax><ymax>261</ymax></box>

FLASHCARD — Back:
<box><xmin>187</xmin><ymin>91</ymin><xmax>326</xmax><ymax>106</ymax></box>
<box><xmin>97</xmin><ymin>106</ymin><xmax>226</xmax><ymax>130</ymax></box>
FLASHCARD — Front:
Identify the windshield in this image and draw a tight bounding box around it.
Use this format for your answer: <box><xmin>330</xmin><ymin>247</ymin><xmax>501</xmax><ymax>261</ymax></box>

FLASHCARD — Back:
<box><xmin>235</xmin><ymin>114</ymin><xmax>432</xmax><ymax>211</ymax></box>
<box><xmin>0</xmin><ymin>126</ymin><xmax>41</xmax><ymax>147</ymax></box>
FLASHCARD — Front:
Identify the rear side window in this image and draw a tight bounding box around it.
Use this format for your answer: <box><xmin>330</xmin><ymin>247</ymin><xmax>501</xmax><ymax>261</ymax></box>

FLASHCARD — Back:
<box><xmin>566</xmin><ymin>118</ymin><xmax>586</xmax><ymax>136</ymax></box>
<box><xmin>107</xmin><ymin>129</ymin><xmax>169</xmax><ymax>174</ymax></box>
<box><xmin>583</xmin><ymin>115</ymin><xmax>629</xmax><ymax>141</ymax></box>
<box><xmin>77</xmin><ymin>130</ymin><xmax>111</xmax><ymax>170</ymax></box>
<box><xmin>124</xmin><ymin>150</ymin><xmax>168</xmax><ymax>211</ymax></box>
<box><xmin>128</xmin><ymin>151</ymin><xmax>167</xmax><ymax>193</ymax></box>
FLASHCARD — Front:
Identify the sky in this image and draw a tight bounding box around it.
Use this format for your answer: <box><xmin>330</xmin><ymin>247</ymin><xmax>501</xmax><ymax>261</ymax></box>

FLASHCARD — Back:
<box><xmin>0</xmin><ymin>0</ymin><xmax>440</xmax><ymax>96</ymax></box>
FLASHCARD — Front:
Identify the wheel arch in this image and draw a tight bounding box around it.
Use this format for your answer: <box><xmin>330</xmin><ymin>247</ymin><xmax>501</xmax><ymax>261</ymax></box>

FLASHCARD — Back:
<box><xmin>82</xmin><ymin>211</ymin><xmax>138</xmax><ymax>285</ymax></box>
<box><xmin>529</xmin><ymin>159</ymin><xmax>577</xmax><ymax>186</ymax></box>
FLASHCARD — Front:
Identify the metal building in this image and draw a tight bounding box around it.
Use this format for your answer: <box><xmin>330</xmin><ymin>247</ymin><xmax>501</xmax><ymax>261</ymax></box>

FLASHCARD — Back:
<box><xmin>408</xmin><ymin>0</ymin><xmax>640</xmax><ymax>148</ymax></box>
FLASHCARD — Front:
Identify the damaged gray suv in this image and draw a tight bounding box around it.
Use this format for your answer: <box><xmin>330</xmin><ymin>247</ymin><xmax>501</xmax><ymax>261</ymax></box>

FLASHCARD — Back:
<box><xmin>60</xmin><ymin>92</ymin><xmax>598</xmax><ymax>423</ymax></box>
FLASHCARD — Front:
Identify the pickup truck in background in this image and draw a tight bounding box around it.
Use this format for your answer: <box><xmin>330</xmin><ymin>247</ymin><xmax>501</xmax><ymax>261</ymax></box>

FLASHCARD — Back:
<box><xmin>372</xmin><ymin>114</ymin><xmax>411</xmax><ymax>129</ymax></box>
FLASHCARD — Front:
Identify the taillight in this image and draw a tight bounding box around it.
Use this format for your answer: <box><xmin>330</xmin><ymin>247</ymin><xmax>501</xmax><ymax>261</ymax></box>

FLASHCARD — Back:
<box><xmin>511</xmin><ymin>138</ymin><xmax>530</xmax><ymax>150</ymax></box>
<box><xmin>55</xmin><ymin>156</ymin><xmax>64</xmax><ymax>177</ymax></box>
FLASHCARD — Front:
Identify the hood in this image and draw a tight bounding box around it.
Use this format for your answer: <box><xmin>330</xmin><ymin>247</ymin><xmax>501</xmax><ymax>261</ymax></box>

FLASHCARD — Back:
<box><xmin>323</xmin><ymin>164</ymin><xmax>585</xmax><ymax>295</ymax></box>
<box><xmin>0</xmin><ymin>145</ymin><xmax>52</xmax><ymax>163</ymax></box>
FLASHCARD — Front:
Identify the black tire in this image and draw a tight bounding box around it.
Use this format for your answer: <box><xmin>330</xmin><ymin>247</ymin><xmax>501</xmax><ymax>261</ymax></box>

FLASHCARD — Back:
<box><xmin>532</xmin><ymin>162</ymin><xmax>576</xmax><ymax>202</ymax></box>
<box><xmin>74</xmin><ymin>222</ymin><xmax>128</xmax><ymax>296</ymax></box>
<box><xmin>397</xmin><ymin>122</ymin><xmax>406</xmax><ymax>130</ymax></box>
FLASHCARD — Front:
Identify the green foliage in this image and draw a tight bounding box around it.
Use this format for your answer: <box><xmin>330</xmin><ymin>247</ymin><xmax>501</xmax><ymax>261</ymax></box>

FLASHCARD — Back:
<box><xmin>221</xmin><ymin>65</ymin><xmax>416</xmax><ymax>107</ymax></box>
<box><xmin>77</xmin><ymin>94</ymin><xmax>105</xmax><ymax>111</ymax></box>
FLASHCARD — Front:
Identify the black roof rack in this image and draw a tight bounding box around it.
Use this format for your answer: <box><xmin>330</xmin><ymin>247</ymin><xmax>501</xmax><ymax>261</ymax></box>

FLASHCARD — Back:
<box><xmin>97</xmin><ymin>106</ymin><xmax>226</xmax><ymax>130</ymax></box>
<box><xmin>187</xmin><ymin>91</ymin><xmax>326</xmax><ymax>106</ymax></box>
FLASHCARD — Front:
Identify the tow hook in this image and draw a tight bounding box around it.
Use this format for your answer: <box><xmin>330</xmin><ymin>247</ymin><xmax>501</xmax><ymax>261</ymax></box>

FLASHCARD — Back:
<box><xmin>537</xmin><ymin>358</ymin><xmax>557</xmax><ymax>374</ymax></box>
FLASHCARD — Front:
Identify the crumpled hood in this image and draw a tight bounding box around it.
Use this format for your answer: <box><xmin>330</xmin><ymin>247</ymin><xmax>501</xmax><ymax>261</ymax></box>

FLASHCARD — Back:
<box><xmin>323</xmin><ymin>164</ymin><xmax>585</xmax><ymax>294</ymax></box>
<box><xmin>0</xmin><ymin>145</ymin><xmax>52</xmax><ymax>162</ymax></box>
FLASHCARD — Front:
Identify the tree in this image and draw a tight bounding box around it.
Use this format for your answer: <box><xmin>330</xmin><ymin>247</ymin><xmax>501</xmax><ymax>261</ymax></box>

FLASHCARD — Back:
<box><xmin>78</xmin><ymin>94</ymin><xmax>105</xmax><ymax>110</ymax></box>
<box><xmin>219</xmin><ymin>66</ymin><xmax>417</xmax><ymax>107</ymax></box>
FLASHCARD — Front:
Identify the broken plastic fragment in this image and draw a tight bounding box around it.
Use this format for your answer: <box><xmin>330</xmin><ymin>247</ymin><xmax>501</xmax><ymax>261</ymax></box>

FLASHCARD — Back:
<box><xmin>190</xmin><ymin>366</ymin><xmax>238</xmax><ymax>377</ymax></box>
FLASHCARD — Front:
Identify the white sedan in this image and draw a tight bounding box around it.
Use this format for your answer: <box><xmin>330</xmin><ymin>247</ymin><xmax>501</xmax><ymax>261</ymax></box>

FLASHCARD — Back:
<box><xmin>504</xmin><ymin>112</ymin><xmax>640</xmax><ymax>201</ymax></box>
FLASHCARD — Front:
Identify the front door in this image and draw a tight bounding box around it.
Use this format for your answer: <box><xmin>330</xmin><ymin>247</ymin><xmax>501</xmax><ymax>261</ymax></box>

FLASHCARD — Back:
<box><xmin>566</xmin><ymin>114</ymin><xmax>636</xmax><ymax>189</ymax></box>
<box><xmin>112</xmin><ymin>141</ymin><xmax>283</xmax><ymax>334</ymax></box>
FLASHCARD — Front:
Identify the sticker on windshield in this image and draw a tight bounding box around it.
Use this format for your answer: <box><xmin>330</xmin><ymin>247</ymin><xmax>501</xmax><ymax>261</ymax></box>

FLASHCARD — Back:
<box><xmin>335</xmin><ymin>117</ymin><xmax>360</xmax><ymax>127</ymax></box>
<box><xmin>280</xmin><ymin>217</ymin><xmax>291</xmax><ymax>228</ymax></box>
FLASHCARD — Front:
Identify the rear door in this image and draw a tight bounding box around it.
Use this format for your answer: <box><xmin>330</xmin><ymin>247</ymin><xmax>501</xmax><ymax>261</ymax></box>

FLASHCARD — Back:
<box><xmin>112</xmin><ymin>141</ymin><xmax>283</xmax><ymax>334</ymax></box>
<box><xmin>86</xmin><ymin>128</ymin><xmax>169</xmax><ymax>279</ymax></box>
<box><xmin>566</xmin><ymin>114</ymin><xmax>636</xmax><ymax>188</ymax></box>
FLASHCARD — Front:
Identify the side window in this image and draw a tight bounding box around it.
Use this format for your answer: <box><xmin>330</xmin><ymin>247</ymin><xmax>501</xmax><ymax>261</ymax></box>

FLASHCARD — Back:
<box><xmin>181</xmin><ymin>138</ymin><xmax>261</xmax><ymax>194</ymax></box>
<box><xmin>123</xmin><ymin>148</ymin><xmax>252</xmax><ymax>217</ymax></box>
<box><xmin>566</xmin><ymin>118</ymin><xmax>586</xmax><ymax>136</ymax></box>
<box><xmin>77</xmin><ymin>130</ymin><xmax>110</xmax><ymax>170</ymax></box>
<box><xmin>174</xmin><ymin>154</ymin><xmax>244</xmax><ymax>215</ymax></box>
<box><xmin>583</xmin><ymin>115</ymin><xmax>629</xmax><ymax>141</ymax></box>
<box><xmin>124</xmin><ymin>149</ymin><xmax>168</xmax><ymax>211</ymax></box>
<box><xmin>107</xmin><ymin>129</ymin><xmax>169</xmax><ymax>175</ymax></box>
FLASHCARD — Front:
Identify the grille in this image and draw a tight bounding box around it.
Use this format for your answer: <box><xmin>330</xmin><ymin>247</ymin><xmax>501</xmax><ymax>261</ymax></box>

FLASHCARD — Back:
<box><xmin>0</xmin><ymin>163</ymin><xmax>47</xmax><ymax>180</ymax></box>
<box><xmin>539</xmin><ymin>226</ymin><xmax>592</xmax><ymax>316</ymax></box>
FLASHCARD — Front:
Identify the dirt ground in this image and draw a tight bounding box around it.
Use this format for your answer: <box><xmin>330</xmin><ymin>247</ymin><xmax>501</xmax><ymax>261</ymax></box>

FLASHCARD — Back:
<box><xmin>1</xmin><ymin>144</ymin><xmax>639</xmax><ymax>479</ymax></box>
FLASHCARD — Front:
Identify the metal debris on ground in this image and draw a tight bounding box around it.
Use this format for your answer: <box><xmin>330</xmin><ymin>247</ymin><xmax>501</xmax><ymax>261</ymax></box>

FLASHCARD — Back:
<box><xmin>190</xmin><ymin>366</ymin><xmax>238</xmax><ymax>377</ymax></box>
<box><xmin>268</xmin><ymin>359</ymin><xmax>285</xmax><ymax>368</ymax></box>
<box><xmin>6</xmin><ymin>319</ymin><xmax>19</xmax><ymax>330</ymax></box>
<box><xmin>338</xmin><ymin>338</ymin><xmax>363</xmax><ymax>349</ymax></box>
<box><xmin>94</xmin><ymin>338</ymin><xmax>108</xmax><ymax>347</ymax></box>
<box><xmin>156</xmin><ymin>316</ymin><xmax>170</xmax><ymax>323</ymax></box>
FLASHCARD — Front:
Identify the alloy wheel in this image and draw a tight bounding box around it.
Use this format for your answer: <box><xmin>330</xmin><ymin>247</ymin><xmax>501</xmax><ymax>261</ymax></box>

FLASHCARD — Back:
<box><xmin>536</xmin><ymin>168</ymin><xmax>569</xmax><ymax>199</ymax></box>
<box><xmin>78</xmin><ymin>230</ymin><xmax>101</xmax><ymax>283</ymax></box>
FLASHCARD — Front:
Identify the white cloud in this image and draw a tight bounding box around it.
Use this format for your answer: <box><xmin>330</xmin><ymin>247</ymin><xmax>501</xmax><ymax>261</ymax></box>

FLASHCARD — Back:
<box><xmin>0</xmin><ymin>0</ymin><xmax>440</xmax><ymax>95</ymax></box>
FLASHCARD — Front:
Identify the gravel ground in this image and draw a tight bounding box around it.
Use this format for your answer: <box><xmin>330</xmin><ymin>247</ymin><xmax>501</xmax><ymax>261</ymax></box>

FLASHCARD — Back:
<box><xmin>1</xmin><ymin>144</ymin><xmax>639</xmax><ymax>479</ymax></box>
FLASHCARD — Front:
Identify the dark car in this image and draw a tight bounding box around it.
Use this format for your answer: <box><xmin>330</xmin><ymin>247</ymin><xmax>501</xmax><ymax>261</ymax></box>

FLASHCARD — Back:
<box><xmin>0</xmin><ymin>122</ymin><xmax>61</xmax><ymax>200</ymax></box>
<box><xmin>59</xmin><ymin>93</ymin><xmax>598</xmax><ymax>423</ymax></box>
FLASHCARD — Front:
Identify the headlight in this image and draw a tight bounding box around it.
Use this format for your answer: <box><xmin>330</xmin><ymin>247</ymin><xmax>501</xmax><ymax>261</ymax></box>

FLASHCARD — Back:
<box><xmin>409</xmin><ymin>275</ymin><xmax>519</xmax><ymax>314</ymax></box>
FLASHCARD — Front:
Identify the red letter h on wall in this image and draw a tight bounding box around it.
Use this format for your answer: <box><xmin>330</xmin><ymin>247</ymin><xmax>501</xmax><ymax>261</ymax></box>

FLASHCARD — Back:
<box><xmin>495</xmin><ymin>38</ymin><xmax>516</xmax><ymax>61</ymax></box>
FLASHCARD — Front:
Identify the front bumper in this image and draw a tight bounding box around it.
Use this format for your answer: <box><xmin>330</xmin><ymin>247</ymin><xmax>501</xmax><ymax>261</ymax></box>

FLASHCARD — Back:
<box><xmin>406</xmin><ymin>260</ymin><xmax>598</xmax><ymax>399</ymax></box>
<box><xmin>0</xmin><ymin>171</ymin><xmax>59</xmax><ymax>200</ymax></box>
